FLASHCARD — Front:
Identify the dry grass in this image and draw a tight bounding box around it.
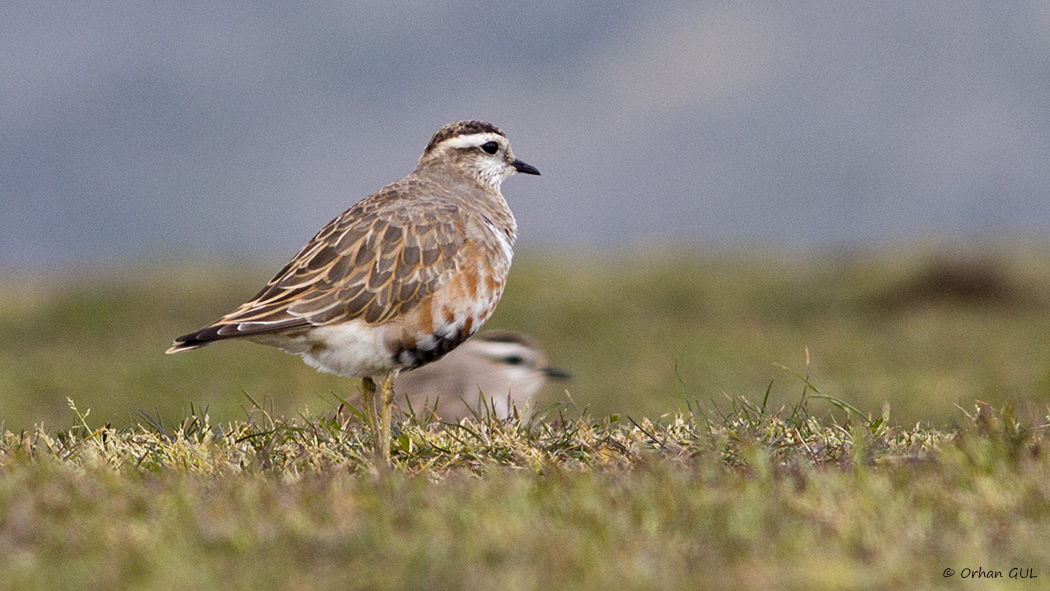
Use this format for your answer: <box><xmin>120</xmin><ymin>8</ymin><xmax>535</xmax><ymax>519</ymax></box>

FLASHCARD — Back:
<box><xmin>0</xmin><ymin>396</ymin><xmax>1047</xmax><ymax>590</ymax></box>
<box><xmin>4</xmin><ymin>247</ymin><xmax>1050</xmax><ymax>589</ymax></box>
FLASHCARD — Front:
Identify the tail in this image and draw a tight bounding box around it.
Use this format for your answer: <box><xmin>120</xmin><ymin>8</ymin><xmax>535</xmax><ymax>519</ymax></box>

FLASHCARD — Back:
<box><xmin>165</xmin><ymin>335</ymin><xmax>211</xmax><ymax>354</ymax></box>
<box><xmin>166</xmin><ymin>317</ymin><xmax>310</xmax><ymax>354</ymax></box>
<box><xmin>165</xmin><ymin>324</ymin><xmax>229</xmax><ymax>354</ymax></box>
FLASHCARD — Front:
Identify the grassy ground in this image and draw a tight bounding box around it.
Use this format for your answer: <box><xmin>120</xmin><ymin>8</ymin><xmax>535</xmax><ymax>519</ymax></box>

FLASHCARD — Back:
<box><xmin>3</xmin><ymin>245</ymin><xmax>1050</xmax><ymax>588</ymax></box>
<box><xmin>0</xmin><ymin>399</ymin><xmax>1047</xmax><ymax>590</ymax></box>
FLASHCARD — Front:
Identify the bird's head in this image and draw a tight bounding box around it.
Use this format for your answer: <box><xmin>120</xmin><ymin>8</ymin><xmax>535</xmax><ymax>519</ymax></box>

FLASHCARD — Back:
<box><xmin>419</xmin><ymin>120</ymin><xmax>540</xmax><ymax>189</ymax></box>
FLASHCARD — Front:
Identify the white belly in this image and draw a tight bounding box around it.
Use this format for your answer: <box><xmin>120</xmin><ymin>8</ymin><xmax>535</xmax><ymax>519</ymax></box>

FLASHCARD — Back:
<box><xmin>249</xmin><ymin>321</ymin><xmax>396</xmax><ymax>379</ymax></box>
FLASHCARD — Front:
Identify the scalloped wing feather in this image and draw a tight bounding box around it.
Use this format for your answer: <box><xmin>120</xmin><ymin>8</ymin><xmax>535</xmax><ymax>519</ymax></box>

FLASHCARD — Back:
<box><xmin>168</xmin><ymin>180</ymin><xmax>470</xmax><ymax>351</ymax></box>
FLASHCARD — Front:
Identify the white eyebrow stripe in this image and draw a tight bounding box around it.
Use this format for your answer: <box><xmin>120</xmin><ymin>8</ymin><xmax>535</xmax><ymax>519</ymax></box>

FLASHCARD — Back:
<box><xmin>473</xmin><ymin>341</ymin><xmax>532</xmax><ymax>361</ymax></box>
<box><xmin>441</xmin><ymin>133</ymin><xmax>506</xmax><ymax>150</ymax></box>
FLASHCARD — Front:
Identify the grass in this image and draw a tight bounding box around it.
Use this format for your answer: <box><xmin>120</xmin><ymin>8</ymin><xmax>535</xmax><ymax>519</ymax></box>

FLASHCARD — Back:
<box><xmin>0</xmin><ymin>396</ymin><xmax>1047</xmax><ymax>590</ymax></box>
<box><xmin>4</xmin><ymin>245</ymin><xmax>1050</xmax><ymax>588</ymax></box>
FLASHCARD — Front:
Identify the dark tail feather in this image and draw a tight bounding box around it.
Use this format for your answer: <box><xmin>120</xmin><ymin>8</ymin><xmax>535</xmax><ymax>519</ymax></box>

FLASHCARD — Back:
<box><xmin>166</xmin><ymin>340</ymin><xmax>207</xmax><ymax>354</ymax></box>
<box><xmin>165</xmin><ymin>323</ymin><xmax>233</xmax><ymax>354</ymax></box>
<box><xmin>166</xmin><ymin>330</ymin><xmax>218</xmax><ymax>354</ymax></box>
<box><xmin>165</xmin><ymin>318</ymin><xmax>310</xmax><ymax>354</ymax></box>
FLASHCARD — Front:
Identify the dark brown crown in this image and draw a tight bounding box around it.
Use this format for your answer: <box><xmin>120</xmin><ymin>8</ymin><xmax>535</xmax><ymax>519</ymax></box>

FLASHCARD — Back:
<box><xmin>473</xmin><ymin>329</ymin><xmax>537</xmax><ymax>348</ymax></box>
<box><xmin>424</xmin><ymin>121</ymin><xmax>506</xmax><ymax>154</ymax></box>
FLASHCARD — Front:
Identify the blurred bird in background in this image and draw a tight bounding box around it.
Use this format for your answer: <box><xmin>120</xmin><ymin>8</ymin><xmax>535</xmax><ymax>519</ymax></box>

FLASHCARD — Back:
<box><xmin>395</xmin><ymin>330</ymin><xmax>570</xmax><ymax>421</ymax></box>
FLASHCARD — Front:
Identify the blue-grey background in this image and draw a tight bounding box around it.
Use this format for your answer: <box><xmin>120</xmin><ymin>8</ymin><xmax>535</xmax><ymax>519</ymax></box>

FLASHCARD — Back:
<box><xmin>4</xmin><ymin>1</ymin><xmax>1050</xmax><ymax>269</ymax></box>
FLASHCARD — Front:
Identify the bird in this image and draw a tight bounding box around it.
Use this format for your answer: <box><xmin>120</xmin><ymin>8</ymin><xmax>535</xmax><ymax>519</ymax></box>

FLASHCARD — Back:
<box><xmin>395</xmin><ymin>330</ymin><xmax>570</xmax><ymax>422</ymax></box>
<box><xmin>166</xmin><ymin>120</ymin><xmax>540</xmax><ymax>465</ymax></box>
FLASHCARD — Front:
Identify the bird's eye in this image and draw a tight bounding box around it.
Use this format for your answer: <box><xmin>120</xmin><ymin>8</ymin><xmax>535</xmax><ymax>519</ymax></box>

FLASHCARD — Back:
<box><xmin>502</xmin><ymin>355</ymin><xmax>525</xmax><ymax>366</ymax></box>
<box><xmin>480</xmin><ymin>141</ymin><xmax>499</xmax><ymax>155</ymax></box>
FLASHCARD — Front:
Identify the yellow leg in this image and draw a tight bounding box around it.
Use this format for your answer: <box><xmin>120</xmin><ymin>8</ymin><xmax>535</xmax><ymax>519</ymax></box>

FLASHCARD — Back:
<box><xmin>361</xmin><ymin>377</ymin><xmax>378</xmax><ymax>432</ymax></box>
<box><xmin>378</xmin><ymin>370</ymin><xmax>398</xmax><ymax>466</ymax></box>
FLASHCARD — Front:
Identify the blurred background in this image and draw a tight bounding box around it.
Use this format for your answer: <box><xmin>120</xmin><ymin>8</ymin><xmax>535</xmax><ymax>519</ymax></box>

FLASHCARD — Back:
<box><xmin>4</xmin><ymin>1</ymin><xmax>1050</xmax><ymax>430</ymax></box>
